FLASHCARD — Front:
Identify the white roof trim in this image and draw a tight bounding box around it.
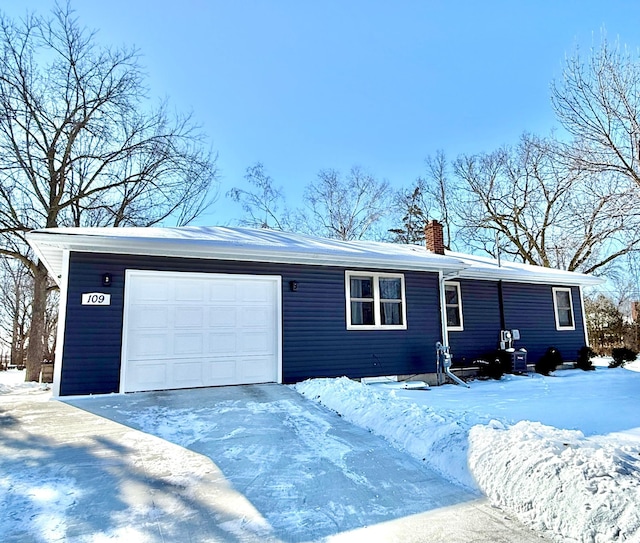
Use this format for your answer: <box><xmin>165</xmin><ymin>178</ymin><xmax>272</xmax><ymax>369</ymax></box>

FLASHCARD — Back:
<box><xmin>26</xmin><ymin>226</ymin><xmax>604</xmax><ymax>288</ymax></box>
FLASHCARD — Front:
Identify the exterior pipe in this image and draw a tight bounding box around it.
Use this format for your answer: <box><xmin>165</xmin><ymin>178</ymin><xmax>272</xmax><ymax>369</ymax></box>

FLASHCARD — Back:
<box><xmin>579</xmin><ymin>285</ymin><xmax>590</xmax><ymax>347</ymax></box>
<box><xmin>437</xmin><ymin>270</ymin><xmax>470</xmax><ymax>388</ymax></box>
<box><xmin>442</xmin><ymin>345</ymin><xmax>470</xmax><ymax>388</ymax></box>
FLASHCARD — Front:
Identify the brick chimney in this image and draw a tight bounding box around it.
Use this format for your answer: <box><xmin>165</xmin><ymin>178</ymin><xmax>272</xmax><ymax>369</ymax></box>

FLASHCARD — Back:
<box><xmin>425</xmin><ymin>220</ymin><xmax>445</xmax><ymax>255</ymax></box>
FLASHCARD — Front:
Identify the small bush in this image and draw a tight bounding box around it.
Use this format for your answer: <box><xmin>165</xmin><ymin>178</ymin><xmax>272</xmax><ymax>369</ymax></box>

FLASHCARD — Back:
<box><xmin>476</xmin><ymin>351</ymin><xmax>513</xmax><ymax>380</ymax></box>
<box><xmin>476</xmin><ymin>357</ymin><xmax>504</xmax><ymax>380</ymax></box>
<box><xmin>576</xmin><ymin>346</ymin><xmax>596</xmax><ymax>371</ymax></box>
<box><xmin>535</xmin><ymin>347</ymin><xmax>563</xmax><ymax>376</ymax></box>
<box><xmin>609</xmin><ymin>347</ymin><xmax>638</xmax><ymax>368</ymax></box>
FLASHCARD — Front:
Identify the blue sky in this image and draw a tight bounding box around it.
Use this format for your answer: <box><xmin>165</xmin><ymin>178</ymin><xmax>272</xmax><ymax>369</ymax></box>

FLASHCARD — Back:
<box><xmin>5</xmin><ymin>1</ymin><xmax>640</xmax><ymax>225</ymax></box>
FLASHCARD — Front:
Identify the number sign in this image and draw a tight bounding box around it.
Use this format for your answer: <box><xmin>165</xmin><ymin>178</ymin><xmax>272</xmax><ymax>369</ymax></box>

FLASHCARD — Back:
<box><xmin>81</xmin><ymin>293</ymin><xmax>111</xmax><ymax>306</ymax></box>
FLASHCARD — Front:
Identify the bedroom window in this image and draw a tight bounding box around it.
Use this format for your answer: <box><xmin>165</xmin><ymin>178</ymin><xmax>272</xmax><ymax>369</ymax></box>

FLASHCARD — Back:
<box><xmin>346</xmin><ymin>272</ymin><xmax>407</xmax><ymax>330</ymax></box>
<box><xmin>444</xmin><ymin>282</ymin><xmax>464</xmax><ymax>331</ymax></box>
<box><xmin>553</xmin><ymin>287</ymin><xmax>575</xmax><ymax>330</ymax></box>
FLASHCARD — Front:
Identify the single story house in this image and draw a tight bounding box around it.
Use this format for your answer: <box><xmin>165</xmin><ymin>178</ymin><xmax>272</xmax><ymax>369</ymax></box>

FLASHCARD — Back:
<box><xmin>26</xmin><ymin>222</ymin><xmax>603</xmax><ymax>398</ymax></box>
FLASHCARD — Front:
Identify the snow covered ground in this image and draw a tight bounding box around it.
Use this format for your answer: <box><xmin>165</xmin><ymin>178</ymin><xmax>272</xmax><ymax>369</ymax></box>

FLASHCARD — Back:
<box><xmin>0</xmin><ymin>368</ymin><xmax>51</xmax><ymax>401</ymax></box>
<box><xmin>2</xmin><ymin>362</ymin><xmax>639</xmax><ymax>542</ymax></box>
<box><xmin>295</xmin><ymin>360</ymin><xmax>640</xmax><ymax>543</ymax></box>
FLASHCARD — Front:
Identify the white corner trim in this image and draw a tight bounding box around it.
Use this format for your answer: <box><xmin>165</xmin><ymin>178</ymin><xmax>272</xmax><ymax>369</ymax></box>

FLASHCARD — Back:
<box><xmin>51</xmin><ymin>249</ymin><xmax>70</xmax><ymax>398</ymax></box>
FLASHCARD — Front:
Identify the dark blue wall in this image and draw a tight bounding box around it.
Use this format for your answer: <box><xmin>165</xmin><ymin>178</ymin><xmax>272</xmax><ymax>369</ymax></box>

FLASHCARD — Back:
<box><xmin>60</xmin><ymin>252</ymin><xmax>588</xmax><ymax>395</ymax></box>
<box><xmin>448</xmin><ymin>280</ymin><xmax>586</xmax><ymax>366</ymax></box>
<box><xmin>502</xmin><ymin>282</ymin><xmax>586</xmax><ymax>363</ymax></box>
<box><xmin>448</xmin><ymin>279</ymin><xmax>502</xmax><ymax>365</ymax></box>
<box><xmin>60</xmin><ymin>252</ymin><xmax>443</xmax><ymax>395</ymax></box>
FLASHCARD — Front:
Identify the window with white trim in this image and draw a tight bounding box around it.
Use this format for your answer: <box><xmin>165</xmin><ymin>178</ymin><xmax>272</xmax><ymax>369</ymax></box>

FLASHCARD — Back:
<box><xmin>444</xmin><ymin>282</ymin><xmax>463</xmax><ymax>331</ymax></box>
<box><xmin>346</xmin><ymin>271</ymin><xmax>407</xmax><ymax>330</ymax></box>
<box><xmin>553</xmin><ymin>287</ymin><xmax>575</xmax><ymax>330</ymax></box>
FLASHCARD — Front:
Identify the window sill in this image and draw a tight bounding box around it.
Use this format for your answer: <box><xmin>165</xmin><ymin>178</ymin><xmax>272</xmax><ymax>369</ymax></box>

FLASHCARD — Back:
<box><xmin>347</xmin><ymin>324</ymin><xmax>407</xmax><ymax>331</ymax></box>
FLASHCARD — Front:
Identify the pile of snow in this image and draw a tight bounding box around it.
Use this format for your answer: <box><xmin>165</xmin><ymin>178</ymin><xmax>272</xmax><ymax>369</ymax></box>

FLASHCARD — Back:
<box><xmin>0</xmin><ymin>369</ymin><xmax>50</xmax><ymax>402</ymax></box>
<box><xmin>295</xmin><ymin>367</ymin><xmax>640</xmax><ymax>543</ymax></box>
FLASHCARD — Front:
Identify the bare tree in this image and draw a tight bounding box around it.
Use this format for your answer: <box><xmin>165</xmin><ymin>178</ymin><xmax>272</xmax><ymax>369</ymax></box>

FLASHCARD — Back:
<box><xmin>0</xmin><ymin>5</ymin><xmax>219</xmax><ymax>380</ymax></box>
<box><xmin>0</xmin><ymin>259</ymin><xmax>31</xmax><ymax>368</ymax></box>
<box><xmin>552</xmin><ymin>36</ymin><xmax>640</xmax><ymax>187</ymax></box>
<box><xmin>227</xmin><ymin>162</ymin><xmax>291</xmax><ymax>230</ymax></box>
<box><xmin>302</xmin><ymin>166</ymin><xmax>391</xmax><ymax>241</ymax></box>
<box><xmin>391</xmin><ymin>151</ymin><xmax>459</xmax><ymax>247</ymax></box>
<box><xmin>423</xmin><ymin>151</ymin><xmax>457</xmax><ymax>248</ymax></box>
<box><xmin>453</xmin><ymin>134</ymin><xmax>640</xmax><ymax>273</ymax></box>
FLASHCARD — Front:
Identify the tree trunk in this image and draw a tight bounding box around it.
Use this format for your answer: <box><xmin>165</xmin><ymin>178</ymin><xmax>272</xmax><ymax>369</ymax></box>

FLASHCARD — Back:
<box><xmin>25</xmin><ymin>262</ymin><xmax>48</xmax><ymax>382</ymax></box>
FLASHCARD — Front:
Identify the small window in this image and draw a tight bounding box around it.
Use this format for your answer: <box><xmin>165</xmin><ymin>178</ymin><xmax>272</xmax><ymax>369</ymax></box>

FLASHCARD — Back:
<box><xmin>346</xmin><ymin>272</ymin><xmax>407</xmax><ymax>330</ymax></box>
<box><xmin>444</xmin><ymin>282</ymin><xmax>463</xmax><ymax>331</ymax></box>
<box><xmin>553</xmin><ymin>287</ymin><xmax>575</xmax><ymax>330</ymax></box>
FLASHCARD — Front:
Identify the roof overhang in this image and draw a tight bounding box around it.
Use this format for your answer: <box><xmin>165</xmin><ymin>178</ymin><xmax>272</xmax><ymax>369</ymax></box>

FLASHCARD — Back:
<box><xmin>26</xmin><ymin>227</ymin><xmax>605</xmax><ymax>289</ymax></box>
<box><xmin>26</xmin><ymin>228</ymin><xmax>468</xmax><ymax>286</ymax></box>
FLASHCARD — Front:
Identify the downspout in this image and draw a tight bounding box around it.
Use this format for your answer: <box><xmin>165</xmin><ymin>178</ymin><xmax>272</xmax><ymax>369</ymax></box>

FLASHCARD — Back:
<box><xmin>498</xmin><ymin>280</ymin><xmax>506</xmax><ymax>330</ymax></box>
<box><xmin>438</xmin><ymin>270</ymin><xmax>470</xmax><ymax>388</ymax></box>
<box><xmin>579</xmin><ymin>285</ymin><xmax>590</xmax><ymax>347</ymax></box>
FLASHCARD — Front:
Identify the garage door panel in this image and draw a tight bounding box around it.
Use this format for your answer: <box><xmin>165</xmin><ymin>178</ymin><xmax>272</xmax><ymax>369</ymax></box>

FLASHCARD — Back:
<box><xmin>131</xmin><ymin>362</ymin><xmax>168</xmax><ymax>391</ymax></box>
<box><xmin>129</xmin><ymin>306</ymin><xmax>169</xmax><ymax>329</ymax></box>
<box><xmin>207</xmin><ymin>331</ymin><xmax>237</xmax><ymax>354</ymax></box>
<box><xmin>129</xmin><ymin>333</ymin><xmax>169</xmax><ymax>358</ymax></box>
<box><xmin>239</xmin><ymin>331</ymin><xmax>272</xmax><ymax>354</ymax></box>
<box><xmin>174</xmin><ymin>333</ymin><xmax>204</xmax><ymax>355</ymax></box>
<box><xmin>131</xmin><ymin>279</ymin><xmax>171</xmax><ymax>302</ymax></box>
<box><xmin>210</xmin><ymin>307</ymin><xmax>237</xmax><ymax>326</ymax></box>
<box><xmin>176</xmin><ymin>280</ymin><xmax>206</xmax><ymax>302</ymax></box>
<box><xmin>242</xmin><ymin>283</ymin><xmax>273</xmax><ymax>303</ymax></box>
<box><xmin>241</xmin><ymin>306</ymin><xmax>271</xmax><ymax>327</ymax></box>
<box><xmin>204</xmin><ymin>359</ymin><xmax>237</xmax><ymax>384</ymax></box>
<box><xmin>209</xmin><ymin>281</ymin><xmax>237</xmax><ymax>302</ymax></box>
<box><xmin>172</xmin><ymin>360</ymin><xmax>203</xmax><ymax>387</ymax></box>
<box><xmin>238</xmin><ymin>356</ymin><xmax>276</xmax><ymax>381</ymax></box>
<box><xmin>123</xmin><ymin>272</ymin><xmax>280</xmax><ymax>392</ymax></box>
<box><xmin>175</xmin><ymin>307</ymin><xmax>204</xmax><ymax>328</ymax></box>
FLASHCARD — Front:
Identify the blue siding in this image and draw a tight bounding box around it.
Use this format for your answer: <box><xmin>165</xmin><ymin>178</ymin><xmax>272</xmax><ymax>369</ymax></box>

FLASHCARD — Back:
<box><xmin>60</xmin><ymin>252</ymin><xmax>442</xmax><ymax>396</ymax></box>
<box><xmin>447</xmin><ymin>280</ymin><xmax>587</xmax><ymax>366</ymax></box>
<box><xmin>502</xmin><ymin>283</ymin><xmax>586</xmax><ymax>363</ymax></box>
<box><xmin>448</xmin><ymin>280</ymin><xmax>502</xmax><ymax>365</ymax></box>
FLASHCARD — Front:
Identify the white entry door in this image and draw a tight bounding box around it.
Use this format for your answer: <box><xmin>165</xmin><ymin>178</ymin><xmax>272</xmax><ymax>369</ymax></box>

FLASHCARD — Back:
<box><xmin>121</xmin><ymin>270</ymin><xmax>281</xmax><ymax>393</ymax></box>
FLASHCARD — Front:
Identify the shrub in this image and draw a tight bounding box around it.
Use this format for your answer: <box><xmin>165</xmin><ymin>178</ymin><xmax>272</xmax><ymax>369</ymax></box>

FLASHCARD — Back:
<box><xmin>535</xmin><ymin>347</ymin><xmax>563</xmax><ymax>376</ymax></box>
<box><xmin>609</xmin><ymin>347</ymin><xmax>638</xmax><ymax>368</ymax></box>
<box><xmin>576</xmin><ymin>346</ymin><xmax>596</xmax><ymax>371</ymax></box>
<box><xmin>476</xmin><ymin>351</ymin><xmax>512</xmax><ymax>380</ymax></box>
<box><xmin>476</xmin><ymin>357</ymin><xmax>504</xmax><ymax>380</ymax></box>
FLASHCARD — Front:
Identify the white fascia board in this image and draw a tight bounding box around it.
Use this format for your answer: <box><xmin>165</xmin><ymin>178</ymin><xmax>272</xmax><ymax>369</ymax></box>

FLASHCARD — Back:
<box><xmin>27</xmin><ymin>236</ymin><xmax>64</xmax><ymax>287</ymax></box>
<box><xmin>26</xmin><ymin>232</ymin><xmax>468</xmax><ymax>278</ymax></box>
<box><xmin>457</xmin><ymin>268</ymin><xmax>605</xmax><ymax>287</ymax></box>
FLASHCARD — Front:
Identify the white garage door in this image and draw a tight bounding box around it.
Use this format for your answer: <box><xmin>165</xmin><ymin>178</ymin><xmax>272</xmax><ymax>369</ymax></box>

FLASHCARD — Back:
<box><xmin>121</xmin><ymin>270</ymin><xmax>281</xmax><ymax>393</ymax></box>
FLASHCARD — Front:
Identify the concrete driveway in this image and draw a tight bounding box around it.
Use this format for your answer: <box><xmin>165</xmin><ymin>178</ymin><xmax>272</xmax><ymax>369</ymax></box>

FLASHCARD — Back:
<box><xmin>0</xmin><ymin>384</ymin><xmax>547</xmax><ymax>542</ymax></box>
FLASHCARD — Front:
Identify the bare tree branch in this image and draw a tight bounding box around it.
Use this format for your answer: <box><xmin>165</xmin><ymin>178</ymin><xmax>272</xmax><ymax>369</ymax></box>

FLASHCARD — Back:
<box><xmin>0</xmin><ymin>4</ymin><xmax>219</xmax><ymax>380</ymax></box>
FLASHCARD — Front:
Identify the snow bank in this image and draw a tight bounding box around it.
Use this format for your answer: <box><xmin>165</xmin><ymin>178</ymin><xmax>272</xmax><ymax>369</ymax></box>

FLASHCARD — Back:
<box><xmin>295</xmin><ymin>376</ymin><xmax>489</xmax><ymax>490</ymax></box>
<box><xmin>0</xmin><ymin>369</ymin><xmax>50</xmax><ymax>402</ymax></box>
<box><xmin>295</xmin><ymin>375</ymin><xmax>640</xmax><ymax>543</ymax></box>
<box><xmin>470</xmin><ymin>421</ymin><xmax>640</xmax><ymax>543</ymax></box>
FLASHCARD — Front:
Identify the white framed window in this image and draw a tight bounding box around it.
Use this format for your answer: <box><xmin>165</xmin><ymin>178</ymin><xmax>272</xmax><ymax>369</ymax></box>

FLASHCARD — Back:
<box><xmin>553</xmin><ymin>287</ymin><xmax>575</xmax><ymax>330</ymax></box>
<box><xmin>444</xmin><ymin>282</ymin><xmax>464</xmax><ymax>331</ymax></box>
<box><xmin>345</xmin><ymin>271</ymin><xmax>407</xmax><ymax>330</ymax></box>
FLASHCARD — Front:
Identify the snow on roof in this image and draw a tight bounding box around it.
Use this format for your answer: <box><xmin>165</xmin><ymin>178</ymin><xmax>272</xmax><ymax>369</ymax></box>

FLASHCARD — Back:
<box><xmin>26</xmin><ymin>226</ymin><xmax>604</xmax><ymax>287</ymax></box>
<box><xmin>448</xmin><ymin>250</ymin><xmax>604</xmax><ymax>286</ymax></box>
